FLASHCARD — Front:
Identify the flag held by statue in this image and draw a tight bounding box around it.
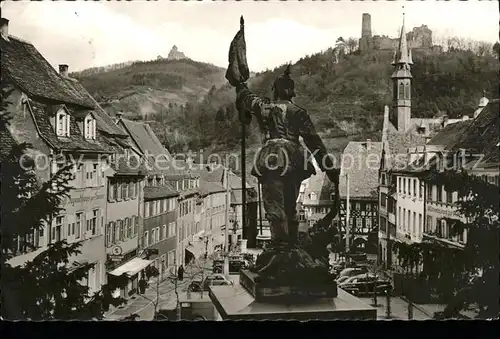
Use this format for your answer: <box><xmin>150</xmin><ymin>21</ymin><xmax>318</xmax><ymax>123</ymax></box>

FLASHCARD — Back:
<box><xmin>225</xmin><ymin>16</ymin><xmax>250</xmax><ymax>86</ymax></box>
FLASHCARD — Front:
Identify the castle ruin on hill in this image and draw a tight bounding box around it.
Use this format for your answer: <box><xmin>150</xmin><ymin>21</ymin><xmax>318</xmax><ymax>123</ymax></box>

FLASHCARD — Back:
<box><xmin>359</xmin><ymin>13</ymin><xmax>437</xmax><ymax>53</ymax></box>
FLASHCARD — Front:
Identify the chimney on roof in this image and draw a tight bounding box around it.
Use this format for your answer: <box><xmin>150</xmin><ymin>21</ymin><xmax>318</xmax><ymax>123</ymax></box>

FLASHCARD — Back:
<box><xmin>114</xmin><ymin>110</ymin><xmax>124</xmax><ymax>123</ymax></box>
<box><xmin>366</xmin><ymin>139</ymin><xmax>371</xmax><ymax>150</ymax></box>
<box><xmin>1</xmin><ymin>18</ymin><xmax>9</xmax><ymax>39</ymax></box>
<box><xmin>59</xmin><ymin>64</ymin><xmax>69</xmax><ymax>77</ymax></box>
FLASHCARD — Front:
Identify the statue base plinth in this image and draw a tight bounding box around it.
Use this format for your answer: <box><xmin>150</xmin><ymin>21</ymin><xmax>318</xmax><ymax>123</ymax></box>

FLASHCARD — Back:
<box><xmin>209</xmin><ymin>282</ymin><xmax>376</xmax><ymax>320</ymax></box>
<box><xmin>240</xmin><ymin>270</ymin><xmax>338</xmax><ymax>302</ymax></box>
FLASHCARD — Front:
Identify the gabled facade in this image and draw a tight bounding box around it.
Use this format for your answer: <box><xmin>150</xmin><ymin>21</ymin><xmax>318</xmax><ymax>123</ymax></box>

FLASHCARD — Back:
<box><xmin>1</xmin><ymin>19</ymin><xmax>115</xmax><ymax>294</ymax></box>
<box><xmin>1</xmin><ymin>18</ymin><xmax>151</xmax><ymax>298</ymax></box>
<box><xmin>339</xmin><ymin>140</ymin><xmax>381</xmax><ymax>252</ymax></box>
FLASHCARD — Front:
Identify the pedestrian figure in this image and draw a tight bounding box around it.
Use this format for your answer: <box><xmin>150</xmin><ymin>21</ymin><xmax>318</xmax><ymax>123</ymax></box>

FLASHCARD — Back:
<box><xmin>138</xmin><ymin>277</ymin><xmax>147</xmax><ymax>294</ymax></box>
<box><xmin>177</xmin><ymin>265</ymin><xmax>184</xmax><ymax>281</ymax></box>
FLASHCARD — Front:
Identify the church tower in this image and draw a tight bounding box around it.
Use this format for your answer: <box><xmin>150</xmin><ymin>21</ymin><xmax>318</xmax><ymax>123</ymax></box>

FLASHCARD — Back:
<box><xmin>391</xmin><ymin>13</ymin><xmax>413</xmax><ymax>132</ymax></box>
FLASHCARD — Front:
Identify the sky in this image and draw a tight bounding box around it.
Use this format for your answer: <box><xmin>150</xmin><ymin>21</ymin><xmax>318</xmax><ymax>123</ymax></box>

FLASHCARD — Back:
<box><xmin>2</xmin><ymin>0</ymin><xmax>498</xmax><ymax>72</ymax></box>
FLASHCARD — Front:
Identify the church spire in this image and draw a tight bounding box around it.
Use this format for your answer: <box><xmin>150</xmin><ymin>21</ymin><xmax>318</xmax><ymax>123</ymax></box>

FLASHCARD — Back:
<box><xmin>391</xmin><ymin>7</ymin><xmax>413</xmax><ymax>133</ymax></box>
<box><xmin>392</xmin><ymin>10</ymin><xmax>411</xmax><ymax>65</ymax></box>
<box><xmin>397</xmin><ymin>11</ymin><xmax>409</xmax><ymax>63</ymax></box>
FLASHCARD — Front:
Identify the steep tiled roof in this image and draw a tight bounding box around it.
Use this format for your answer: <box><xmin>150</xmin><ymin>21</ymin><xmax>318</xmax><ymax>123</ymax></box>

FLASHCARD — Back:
<box><xmin>199</xmin><ymin>181</ymin><xmax>226</xmax><ymax>197</ymax></box>
<box><xmin>454</xmin><ymin>100</ymin><xmax>499</xmax><ymax>153</ymax></box>
<box><xmin>339</xmin><ymin>141</ymin><xmax>382</xmax><ymax>199</ymax></box>
<box><xmin>0</xmin><ymin>126</ymin><xmax>17</xmax><ymax>161</ymax></box>
<box><xmin>66</xmin><ymin>79</ymin><xmax>127</xmax><ymax>136</ymax></box>
<box><xmin>427</xmin><ymin>120</ymin><xmax>472</xmax><ymax>149</ymax></box>
<box><xmin>26</xmin><ymin>101</ymin><xmax>108</xmax><ymax>153</ymax></box>
<box><xmin>120</xmin><ymin>119</ymin><xmax>170</xmax><ymax>158</ymax></box>
<box><xmin>302</xmin><ymin>172</ymin><xmax>335</xmax><ymax>206</ymax></box>
<box><xmin>144</xmin><ymin>184</ymin><xmax>179</xmax><ymax>200</ymax></box>
<box><xmin>1</xmin><ymin>32</ymin><xmax>127</xmax><ymax>139</ymax></box>
<box><xmin>1</xmin><ymin>36</ymin><xmax>95</xmax><ymax>109</ymax></box>
<box><xmin>385</xmin><ymin>128</ymin><xmax>426</xmax><ymax>171</ymax></box>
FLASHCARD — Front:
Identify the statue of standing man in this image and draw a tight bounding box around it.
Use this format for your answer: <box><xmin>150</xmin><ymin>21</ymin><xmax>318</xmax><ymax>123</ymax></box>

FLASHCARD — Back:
<box><xmin>226</xmin><ymin>17</ymin><xmax>340</xmax><ymax>286</ymax></box>
<box><xmin>235</xmin><ymin>65</ymin><xmax>340</xmax><ymax>275</ymax></box>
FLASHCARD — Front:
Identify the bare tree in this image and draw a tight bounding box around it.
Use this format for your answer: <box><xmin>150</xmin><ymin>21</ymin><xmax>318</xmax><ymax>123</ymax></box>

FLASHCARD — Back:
<box><xmin>345</xmin><ymin>37</ymin><xmax>359</xmax><ymax>54</ymax></box>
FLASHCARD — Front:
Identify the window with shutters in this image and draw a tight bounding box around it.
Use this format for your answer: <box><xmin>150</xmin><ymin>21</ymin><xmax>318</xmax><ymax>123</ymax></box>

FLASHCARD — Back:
<box><xmin>109</xmin><ymin>181</ymin><xmax>115</xmax><ymax>201</ymax></box>
<box><xmin>91</xmin><ymin>209</ymin><xmax>98</xmax><ymax>235</ymax></box>
<box><xmin>114</xmin><ymin>222</ymin><xmax>119</xmax><ymax>243</ymax></box>
<box><xmin>144</xmin><ymin>231</ymin><xmax>149</xmax><ymax>247</ymax></box>
<box><xmin>126</xmin><ymin>218</ymin><xmax>132</xmax><ymax>239</ymax></box>
<box><xmin>122</xmin><ymin>182</ymin><xmax>128</xmax><ymax>200</ymax></box>
<box><xmin>84</xmin><ymin>114</ymin><xmax>96</xmax><ymax>140</ymax></box>
<box><xmin>106</xmin><ymin>223</ymin><xmax>112</xmax><ymax>246</ymax></box>
<box><xmin>437</xmin><ymin>185</ymin><xmax>443</xmax><ymax>202</ymax></box>
<box><xmin>52</xmin><ymin>216</ymin><xmax>64</xmax><ymax>243</ymax></box>
<box><xmin>128</xmin><ymin>181</ymin><xmax>133</xmax><ymax>198</ymax></box>
<box><xmin>56</xmin><ymin>110</ymin><xmax>70</xmax><ymax>137</ymax></box>
<box><xmin>162</xmin><ymin>225</ymin><xmax>167</xmax><ymax>240</ymax></box>
<box><xmin>132</xmin><ymin>216</ymin><xmax>138</xmax><ymax>236</ymax></box>
<box><xmin>145</xmin><ymin>202</ymin><xmax>150</xmax><ymax>218</ymax></box>
<box><xmin>425</xmin><ymin>216</ymin><xmax>432</xmax><ymax>233</ymax></box>
<box><xmin>92</xmin><ymin>164</ymin><xmax>98</xmax><ymax>187</ymax></box>
<box><xmin>119</xmin><ymin>220</ymin><xmax>124</xmax><ymax>241</ymax></box>
<box><xmin>427</xmin><ymin>184</ymin><xmax>432</xmax><ymax>201</ymax></box>
<box><xmin>155</xmin><ymin>227</ymin><xmax>160</xmax><ymax>243</ymax></box>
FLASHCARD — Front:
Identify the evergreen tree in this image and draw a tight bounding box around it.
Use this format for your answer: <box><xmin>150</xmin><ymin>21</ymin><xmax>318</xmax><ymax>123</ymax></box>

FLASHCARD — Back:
<box><xmin>0</xmin><ymin>84</ymin><xmax>127</xmax><ymax>320</ymax></box>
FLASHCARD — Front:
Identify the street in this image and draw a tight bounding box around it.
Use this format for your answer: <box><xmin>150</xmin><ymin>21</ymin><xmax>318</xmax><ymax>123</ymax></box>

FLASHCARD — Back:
<box><xmin>358</xmin><ymin>297</ymin><xmax>432</xmax><ymax>320</ymax></box>
<box><xmin>105</xmin><ymin>259</ymin><xmax>217</xmax><ymax>321</ymax></box>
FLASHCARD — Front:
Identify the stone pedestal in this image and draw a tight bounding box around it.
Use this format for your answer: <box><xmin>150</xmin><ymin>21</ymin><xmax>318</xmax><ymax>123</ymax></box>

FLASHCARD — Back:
<box><xmin>240</xmin><ymin>269</ymin><xmax>338</xmax><ymax>302</ymax></box>
<box><xmin>209</xmin><ymin>282</ymin><xmax>376</xmax><ymax>320</ymax></box>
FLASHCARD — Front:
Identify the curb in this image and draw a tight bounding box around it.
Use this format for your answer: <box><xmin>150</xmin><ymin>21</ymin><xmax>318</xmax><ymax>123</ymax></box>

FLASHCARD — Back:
<box><xmin>399</xmin><ymin>296</ymin><xmax>434</xmax><ymax>318</ymax></box>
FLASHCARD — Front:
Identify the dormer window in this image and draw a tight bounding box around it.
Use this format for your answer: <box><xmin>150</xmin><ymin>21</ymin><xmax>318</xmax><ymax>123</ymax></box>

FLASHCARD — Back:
<box><xmin>84</xmin><ymin>114</ymin><xmax>96</xmax><ymax>140</ymax></box>
<box><xmin>56</xmin><ymin>110</ymin><xmax>70</xmax><ymax>137</ymax></box>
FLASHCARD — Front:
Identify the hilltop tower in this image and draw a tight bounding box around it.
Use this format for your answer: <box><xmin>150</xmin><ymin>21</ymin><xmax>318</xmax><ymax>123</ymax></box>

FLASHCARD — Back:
<box><xmin>359</xmin><ymin>13</ymin><xmax>373</xmax><ymax>52</ymax></box>
<box><xmin>361</xmin><ymin>13</ymin><xmax>372</xmax><ymax>38</ymax></box>
<box><xmin>391</xmin><ymin>13</ymin><xmax>413</xmax><ymax>132</ymax></box>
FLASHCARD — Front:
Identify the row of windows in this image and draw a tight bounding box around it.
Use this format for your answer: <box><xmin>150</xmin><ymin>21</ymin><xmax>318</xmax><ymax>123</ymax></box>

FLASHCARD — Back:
<box><xmin>426</xmin><ymin>184</ymin><xmax>455</xmax><ymax>204</ymax></box>
<box><xmin>477</xmin><ymin>174</ymin><xmax>499</xmax><ymax>186</ymax></box>
<box><xmin>56</xmin><ymin>110</ymin><xmax>96</xmax><ymax>140</ymax></box>
<box><xmin>108</xmin><ymin>180</ymin><xmax>138</xmax><ymax>202</ymax></box>
<box><xmin>4</xmin><ymin>210</ymin><xmax>101</xmax><ymax>255</ymax></box>
<box><xmin>340</xmin><ymin>201</ymin><xmax>374</xmax><ymax>211</ymax></box>
<box><xmin>106</xmin><ymin>216</ymin><xmax>138</xmax><ymax>246</ymax></box>
<box><xmin>61</xmin><ymin>162</ymin><xmax>105</xmax><ymax>189</ymax></box>
<box><xmin>143</xmin><ymin>222</ymin><xmax>176</xmax><ymax>248</ymax></box>
<box><xmin>398</xmin><ymin>177</ymin><xmax>423</xmax><ymax>199</ymax></box>
<box><xmin>397</xmin><ymin>207</ymin><xmax>423</xmax><ymax>238</ymax></box>
<box><xmin>178</xmin><ymin>221</ymin><xmax>200</xmax><ymax>243</ymax></box>
<box><xmin>424</xmin><ymin>216</ymin><xmax>465</xmax><ymax>243</ymax></box>
<box><xmin>179</xmin><ymin>198</ymin><xmax>195</xmax><ymax>217</ymax></box>
<box><xmin>148</xmin><ymin>178</ymin><xmax>200</xmax><ymax>190</ymax></box>
<box><xmin>144</xmin><ymin>198</ymin><xmax>177</xmax><ymax>218</ymax></box>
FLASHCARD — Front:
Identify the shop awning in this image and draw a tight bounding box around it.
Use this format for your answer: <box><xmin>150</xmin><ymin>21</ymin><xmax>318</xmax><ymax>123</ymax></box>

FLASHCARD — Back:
<box><xmin>108</xmin><ymin>257</ymin><xmax>153</xmax><ymax>277</ymax></box>
<box><xmin>185</xmin><ymin>241</ymin><xmax>205</xmax><ymax>259</ymax></box>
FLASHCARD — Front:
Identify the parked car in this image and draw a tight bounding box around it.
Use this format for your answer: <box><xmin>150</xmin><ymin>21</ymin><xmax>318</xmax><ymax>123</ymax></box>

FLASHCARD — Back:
<box><xmin>339</xmin><ymin>274</ymin><xmax>392</xmax><ymax>296</ymax></box>
<box><xmin>347</xmin><ymin>252</ymin><xmax>368</xmax><ymax>263</ymax></box>
<box><xmin>212</xmin><ymin>257</ymin><xmax>248</xmax><ymax>274</ymax></box>
<box><xmin>188</xmin><ymin>274</ymin><xmax>233</xmax><ymax>292</ymax></box>
<box><xmin>336</xmin><ymin>266</ymin><xmax>369</xmax><ymax>280</ymax></box>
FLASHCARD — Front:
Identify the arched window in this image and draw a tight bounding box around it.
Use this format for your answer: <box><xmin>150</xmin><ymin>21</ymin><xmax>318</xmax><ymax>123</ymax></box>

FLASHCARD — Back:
<box><xmin>398</xmin><ymin>82</ymin><xmax>405</xmax><ymax>100</ymax></box>
<box><xmin>404</xmin><ymin>83</ymin><xmax>411</xmax><ymax>100</ymax></box>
